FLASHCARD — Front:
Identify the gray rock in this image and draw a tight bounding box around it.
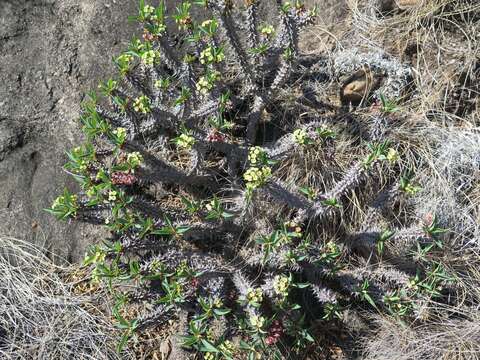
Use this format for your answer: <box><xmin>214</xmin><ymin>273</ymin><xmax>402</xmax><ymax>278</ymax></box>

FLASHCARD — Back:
<box><xmin>0</xmin><ymin>0</ymin><xmax>137</xmax><ymax>262</ymax></box>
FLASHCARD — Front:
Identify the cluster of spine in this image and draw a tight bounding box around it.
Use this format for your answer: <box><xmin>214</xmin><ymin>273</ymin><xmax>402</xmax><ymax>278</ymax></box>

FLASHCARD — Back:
<box><xmin>48</xmin><ymin>1</ymin><xmax>463</xmax><ymax>358</ymax></box>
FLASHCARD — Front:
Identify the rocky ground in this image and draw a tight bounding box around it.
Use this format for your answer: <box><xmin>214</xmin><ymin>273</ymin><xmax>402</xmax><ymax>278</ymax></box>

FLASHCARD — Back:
<box><xmin>0</xmin><ymin>0</ymin><xmax>345</xmax><ymax>262</ymax></box>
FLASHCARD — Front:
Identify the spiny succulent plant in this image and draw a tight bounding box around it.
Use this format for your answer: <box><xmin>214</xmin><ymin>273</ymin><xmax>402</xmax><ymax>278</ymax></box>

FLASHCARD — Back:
<box><xmin>48</xmin><ymin>1</ymin><xmax>466</xmax><ymax>358</ymax></box>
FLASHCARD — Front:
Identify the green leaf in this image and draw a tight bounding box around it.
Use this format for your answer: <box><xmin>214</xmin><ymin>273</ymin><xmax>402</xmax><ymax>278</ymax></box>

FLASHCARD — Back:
<box><xmin>176</xmin><ymin>226</ymin><xmax>191</xmax><ymax>234</ymax></box>
<box><xmin>363</xmin><ymin>292</ymin><xmax>377</xmax><ymax>309</ymax></box>
<box><xmin>213</xmin><ymin>308</ymin><xmax>231</xmax><ymax>316</ymax></box>
<box><xmin>294</xmin><ymin>282</ymin><xmax>310</xmax><ymax>289</ymax></box>
<box><xmin>200</xmin><ymin>339</ymin><xmax>219</xmax><ymax>353</ymax></box>
<box><xmin>116</xmin><ymin>330</ymin><xmax>131</xmax><ymax>353</ymax></box>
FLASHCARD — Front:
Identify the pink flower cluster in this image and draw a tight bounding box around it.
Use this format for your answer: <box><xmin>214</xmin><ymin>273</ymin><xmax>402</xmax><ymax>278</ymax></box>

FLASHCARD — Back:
<box><xmin>111</xmin><ymin>172</ymin><xmax>137</xmax><ymax>185</ymax></box>
<box><xmin>265</xmin><ymin>320</ymin><xmax>284</xmax><ymax>346</ymax></box>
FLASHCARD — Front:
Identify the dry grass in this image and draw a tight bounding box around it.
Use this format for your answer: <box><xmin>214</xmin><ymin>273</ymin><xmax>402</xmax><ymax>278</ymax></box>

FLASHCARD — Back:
<box><xmin>0</xmin><ymin>237</ymin><xmax>125</xmax><ymax>360</ymax></box>
<box><xmin>347</xmin><ymin>0</ymin><xmax>479</xmax><ymax>123</ymax></box>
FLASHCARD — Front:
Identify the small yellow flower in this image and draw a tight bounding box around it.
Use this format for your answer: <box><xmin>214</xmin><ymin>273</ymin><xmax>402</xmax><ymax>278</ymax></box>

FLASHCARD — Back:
<box><xmin>386</xmin><ymin>148</ymin><xmax>399</xmax><ymax>163</ymax></box>
<box><xmin>248</xmin><ymin>146</ymin><xmax>265</xmax><ymax>165</ymax></box>
<box><xmin>108</xmin><ymin>190</ymin><xmax>117</xmax><ymax>201</ymax></box>
<box><xmin>176</xmin><ymin>133</ymin><xmax>196</xmax><ymax>149</ymax></box>
<box><xmin>260</xmin><ymin>24</ymin><xmax>275</xmax><ymax>36</ymax></box>
<box><xmin>52</xmin><ymin>196</ymin><xmax>63</xmax><ymax>209</ymax></box>
<box><xmin>293</xmin><ymin>128</ymin><xmax>309</xmax><ymax>145</ymax></box>
<box><xmin>243</xmin><ymin>166</ymin><xmax>271</xmax><ymax>190</ymax></box>
<box><xmin>204</xmin><ymin>353</ymin><xmax>215</xmax><ymax>360</ymax></box>
<box><xmin>195</xmin><ymin>71</ymin><xmax>220</xmax><ymax>94</ymax></box>
<box><xmin>143</xmin><ymin>5</ymin><xmax>155</xmax><ymax>16</ymax></box>
<box><xmin>126</xmin><ymin>152</ymin><xmax>143</xmax><ymax>168</ymax></box>
<box><xmin>213</xmin><ymin>297</ymin><xmax>223</xmax><ymax>308</ymax></box>
<box><xmin>273</xmin><ymin>275</ymin><xmax>290</xmax><ymax>297</ymax></box>
<box><xmin>112</xmin><ymin>127</ymin><xmax>127</xmax><ymax>138</ymax></box>
<box><xmin>205</xmin><ymin>201</ymin><xmax>214</xmax><ymax>212</ymax></box>
<box><xmin>196</xmin><ymin>76</ymin><xmax>213</xmax><ymax>94</ymax></box>
<box><xmin>247</xmin><ymin>288</ymin><xmax>263</xmax><ymax>304</ymax></box>
<box><xmin>117</xmin><ymin>53</ymin><xmax>133</xmax><ymax>64</ymax></box>
<box><xmin>141</xmin><ymin>49</ymin><xmax>160</xmax><ymax>65</ymax></box>
<box><xmin>249</xmin><ymin>314</ymin><xmax>265</xmax><ymax>329</ymax></box>
<box><xmin>218</xmin><ymin>340</ymin><xmax>235</xmax><ymax>355</ymax></box>
<box><xmin>284</xmin><ymin>220</ymin><xmax>297</xmax><ymax>228</ymax></box>
<box><xmin>133</xmin><ymin>95</ymin><xmax>151</xmax><ymax>114</ymax></box>
<box><xmin>200</xmin><ymin>47</ymin><xmax>213</xmax><ymax>64</ymax></box>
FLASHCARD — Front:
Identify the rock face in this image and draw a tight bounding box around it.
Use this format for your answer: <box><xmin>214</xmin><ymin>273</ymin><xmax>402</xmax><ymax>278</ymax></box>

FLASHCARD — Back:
<box><xmin>0</xmin><ymin>0</ymin><xmax>343</xmax><ymax>262</ymax></box>
<box><xmin>0</xmin><ymin>0</ymin><xmax>137</xmax><ymax>262</ymax></box>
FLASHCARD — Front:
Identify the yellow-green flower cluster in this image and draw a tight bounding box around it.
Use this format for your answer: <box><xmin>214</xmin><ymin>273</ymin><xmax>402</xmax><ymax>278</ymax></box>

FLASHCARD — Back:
<box><xmin>260</xmin><ymin>24</ymin><xmax>275</xmax><ymax>36</ymax></box>
<box><xmin>273</xmin><ymin>275</ymin><xmax>291</xmax><ymax>297</ymax></box>
<box><xmin>218</xmin><ymin>340</ymin><xmax>235</xmax><ymax>356</ymax></box>
<box><xmin>152</xmin><ymin>21</ymin><xmax>167</xmax><ymax>33</ymax></box>
<box><xmin>143</xmin><ymin>5</ymin><xmax>155</xmax><ymax>17</ymax></box>
<box><xmin>200</xmin><ymin>19</ymin><xmax>218</xmax><ymax>33</ymax></box>
<box><xmin>196</xmin><ymin>76</ymin><xmax>213</xmax><ymax>94</ymax></box>
<box><xmin>117</xmin><ymin>53</ymin><xmax>133</xmax><ymax>64</ymax></box>
<box><xmin>248</xmin><ymin>146</ymin><xmax>265</xmax><ymax>165</ymax></box>
<box><xmin>52</xmin><ymin>194</ymin><xmax>78</xmax><ymax>210</ymax></box>
<box><xmin>154</xmin><ymin>78</ymin><xmax>169</xmax><ymax>90</ymax></box>
<box><xmin>199</xmin><ymin>46</ymin><xmax>225</xmax><ymax>64</ymax></box>
<box><xmin>386</xmin><ymin>148</ymin><xmax>399</xmax><ymax>163</ymax></box>
<box><xmin>133</xmin><ymin>95</ymin><xmax>151</xmax><ymax>114</ymax></box>
<box><xmin>149</xmin><ymin>259</ymin><xmax>163</xmax><ymax>272</ymax></box>
<box><xmin>284</xmin><ymin>220</ymin><xmax>303</xmax><ymax>237</ymax></box>
<box><xmin>325</xmin><ymin>241</ymin><xmax>338</xmax><ymax>253</ymax></box>
<box><xmin>140</xmin><ymin>49</ymin><xmax>160</xmax><ymax>65</ymax></box>
<box><xmin>243</xmin><ymin>166</ymin><xmax>271</xmax><ymax>190</ymax></box>
<box><xmin>196</xmin><ymin>72</ymin><xmax>220</xmax><ymax>94</ymax></box>
<box><xmin>249</xmin><ymin>314</ymin><xmax>265</xmax><ymax>330</ymax></box>
<box><xmin>205</xmin><ymin>199</ymin><xmax>215</xmax><ymax>212</ymax></box>
<box><xmin>204</xmin><ymin>353</ymin><xmax>215</xmax><ymax>360</ymax></box>
<box><xmin>176</xmin><ymin>133</ymin><xmax>196</xmax><ymax>150</ymax></box>
<box><xmin>71</xmin><ymin>147</ymin><xmax>89</xmax><ymax>172</ymax></box>
<box><xmin>108</xmin><ymin>190</ymin><xmax>118</xmax><ymax>202</ymax></box>
<box><xmin>116</xmin><ymin>53</ymin><xmax>134</xmax><ymax>74</ymax></box>
<box><xmin>84</xmin><ymin>246</ymin><xmax>106</xmax><ymax>266</ymax></box>
<box><xmin>201</xmin><ymin>19</ymin><xmax>214</xmax><ymax>27</ymax></box>
<box><xmin>213</xmin><ymin>297</ymin><xmax>223</xmax><ymax>308</ymax></box>
<box><xmin>126</xmin><ymin>151</ymin><xmax>143</xmax><ymax>169</ymax></box>
<box><xmin>246</xmin><ymin>287</ymin><xmax>263</xmax><ymax>304</ymax></box>
<box><xmin>112</xmin><ymin>127</ymin><xmax>127</xmax><ymax>139</ymax></box>
<box><xmin>131</xmin><ymin>38</ymin><xmax>145</xmax><ymax>52</ymax></box>
<box><xmin>293</xmin><ymin>128</ymin><xmax>309</xmax><ymax>145</ymax></box>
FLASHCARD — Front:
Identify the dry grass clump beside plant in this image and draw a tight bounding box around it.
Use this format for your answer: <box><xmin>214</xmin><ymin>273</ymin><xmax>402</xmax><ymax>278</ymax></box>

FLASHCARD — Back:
<box><xmin>0</xmin><ymin>236</ymin><xmax>127</xmax><ymax>360</ymax></box>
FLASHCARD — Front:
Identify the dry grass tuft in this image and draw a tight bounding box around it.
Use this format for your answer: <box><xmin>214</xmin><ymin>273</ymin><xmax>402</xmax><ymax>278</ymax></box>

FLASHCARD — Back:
<box><xmin>0</xmin><ymin>237</ymin><xmax>125</xmax><ymax>360</ymax></box>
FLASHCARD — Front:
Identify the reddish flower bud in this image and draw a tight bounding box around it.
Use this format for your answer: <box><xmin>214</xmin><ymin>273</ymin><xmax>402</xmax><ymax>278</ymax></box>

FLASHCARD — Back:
<box><xmin>190</xmin><ymin>278</ymin><xmax>199</xmax><ymax>289</ymax></box>
<box><xmin>423</xmin><ymin>212</ymin><xmax>434</xmax><ymax>227</ymax></box>
<box><xmin>265</xmin><ymin>336</ymin><xmax>277</xmax><ymax>346</ymax></box>
<box><xmin>111</xmin><ymin>172</ymin><xmax>137</xmax><ymax>186</ymax></box>
<box><xmin>143</xmin><ymin>30</ymin><xmax>155</xmax><ymax>42</ymax></box>
<box><xmin>206</xmin><ymin>130</ymin><xmax>225</xmax><ymax>143</ymax></box>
